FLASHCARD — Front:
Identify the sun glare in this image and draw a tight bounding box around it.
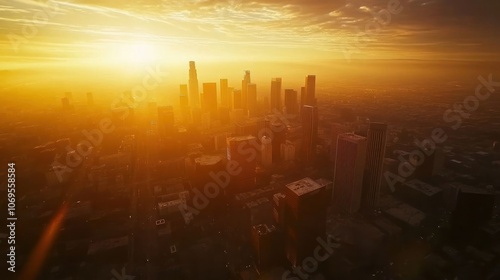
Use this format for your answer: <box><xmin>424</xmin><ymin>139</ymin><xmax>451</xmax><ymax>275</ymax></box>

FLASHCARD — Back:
<box><xmin>114</xmin><ymin>42</ymin><xmax>159</xmax><ymax>65</ymax></box>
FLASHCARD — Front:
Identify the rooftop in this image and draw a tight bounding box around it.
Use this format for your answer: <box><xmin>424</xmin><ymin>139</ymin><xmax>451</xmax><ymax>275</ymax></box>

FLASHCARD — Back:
<box><xmin>338</xmin><ymin>133</ymin><xmax>367</xmax><ymax>143</ymax></box>
<box><xmin>227</xmin><ymin>135</ymin><xmax>256</xmax><ymax>143</ymax></box>
<box><xmin>384</xmin><ymin>203</ymin><xmax>426</xmax><ymax>227</ymax></box>
<box><xmin>404</xmin><ymin>180</ymin><xmax>442</xmax><ymax>197</ymax></box>
<box><xmin>194</xmin><ymin>155</ymin><xmax>223</xmax><ymax>166</ymax></box>
<box><xmin>286</xmin><ymin>177</ymin><xmax>324</xmax><ymax>196</ymax></box>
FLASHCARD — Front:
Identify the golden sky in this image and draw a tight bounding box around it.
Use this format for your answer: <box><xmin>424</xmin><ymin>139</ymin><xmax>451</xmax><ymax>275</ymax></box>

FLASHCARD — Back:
<box><xmin>1</xmin><ymin>0</ymin><xmax>499</xmax><ymax>71</ymax></box>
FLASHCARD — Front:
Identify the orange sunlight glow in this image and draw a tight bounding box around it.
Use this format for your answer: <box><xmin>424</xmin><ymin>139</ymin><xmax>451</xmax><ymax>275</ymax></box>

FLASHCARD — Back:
<box><xmin>19</xmin><ymin>204</ymin><xmax>68</xmax><ymax>280</ymax></box>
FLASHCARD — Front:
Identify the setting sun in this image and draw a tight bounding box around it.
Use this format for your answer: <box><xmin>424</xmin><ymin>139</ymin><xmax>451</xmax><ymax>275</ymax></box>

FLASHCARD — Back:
<box><xmin>1</xmin><ymin>1</ymin><xmax>500</xmax><ymax>279</ymax></box>
<box><xmin>114</xmin><ymin>42</ymin><xmax>159</xmax><ymax>65</ymax></box>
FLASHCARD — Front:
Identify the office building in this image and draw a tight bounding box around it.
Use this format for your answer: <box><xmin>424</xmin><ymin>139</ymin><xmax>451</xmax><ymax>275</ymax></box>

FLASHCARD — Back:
<box><xmin>242</xmin><ymin>70</ymin><xmax>251</xmax><ymax>111</ymax></box>
<box><xmin>272</xmin><ymin>192</ymin><xmax>286</xmax><ymax>228</ymax></box>
<box><xmin>270</xmin><ymin>121</ymin><xmax>286</xmax><ymax>163</ymax></box>
<box><xmin>333</xmin><ymin>133</ymin><xmax>367</xmax><ymax>214</ymax></box>
<box><xmin>247</xmin><ymin>83</ymin><xmax>257</xmax><ymax>117</ymax></box>
<box><xmin>202</xmin><ymin>83</ymin><xmax>218</xmax><ymax>120</ymax></box>
<box><xmin>361</xmin><ymin>123</ymin><xmax>387</xmax><ymax>211</ymax></box>
<box><xmin>304</xmin><ymin>75</ymin><xmax>316</xmax><ymax>106</ymax></box>
<box><xmin>251</xmin><ymin>224</ymin><xmax>283</xmax><ymax>270</ymax></box>
<box><xmin>284</xmin><ymin>177</ymin><xmax>328</xmax><ymax>267</ymax></box>
<box><xmin>300</xmin><ymin>87</ymin><xmax>306</xmax><ymax>114</ymax></box>
<box><xmin>188</xmin><ymin>61</ymin><xmax>200</xmax><ymax>107</ymax></box>
<box><xmin>330</xmin><ymin>123</ymin><xmax>351</xmax><ymax>164</ymax></box>
<box><xmin>220</xmin><ymin>79</ymin><xmax>229</xmax><ymax>108</ymax></box>
<box><xmin>450</xmin><ymin>183</ymin><xmax>495</xmax><ymax>235</ymax></box>
<box><xmin>270</xmin><ymin>78</ymin><xmax>282</xmax><ymax>113</ymax></box>
<box><xmin>190</xmin><ymin>155</ymin><xmax>226</xmax><ymax>214</ymax></box>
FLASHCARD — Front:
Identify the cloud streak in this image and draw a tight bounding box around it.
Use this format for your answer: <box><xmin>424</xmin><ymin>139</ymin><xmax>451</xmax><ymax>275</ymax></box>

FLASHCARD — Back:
<box><xmin>1</xmin><ymin>0</ymin><xmax>499</xmax><ymax>67</ymax></box>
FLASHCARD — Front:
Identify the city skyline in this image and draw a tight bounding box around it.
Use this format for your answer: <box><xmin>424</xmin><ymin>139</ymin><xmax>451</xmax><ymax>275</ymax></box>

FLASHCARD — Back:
<box><xmin>1</xmin><ymin>1</ymin><xmax>500</xmax><ymax>279</ymax></box>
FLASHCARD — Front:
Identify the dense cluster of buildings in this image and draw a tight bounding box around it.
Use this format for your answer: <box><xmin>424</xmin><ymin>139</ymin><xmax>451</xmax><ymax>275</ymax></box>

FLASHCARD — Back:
<box><xmin>0</xmin><ymin>61</ymin><xmax>499</xmax><ymax>280</ymax></box>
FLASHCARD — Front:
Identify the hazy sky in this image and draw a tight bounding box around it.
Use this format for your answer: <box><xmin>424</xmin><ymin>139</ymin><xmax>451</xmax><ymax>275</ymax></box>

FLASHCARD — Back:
<box><xmin>1</xmin><ymin>0</ymin><xmax>499</xmax><ymax>71</ymax></box>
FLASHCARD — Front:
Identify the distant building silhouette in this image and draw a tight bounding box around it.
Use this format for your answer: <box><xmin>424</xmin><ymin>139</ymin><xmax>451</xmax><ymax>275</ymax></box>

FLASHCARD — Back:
<box><xmin>304</xmin><ymin>75</ymin><xmax>316</xmax><ymax>106</ymax></box>
<box><xmin>270</xmin><ymin>78</ymin><xmax>282</xmax><ymax>113</ymax></box>
<box><xmin>188</xmin><ymin>61</ymin><xmax>200</xmax><ymax>107</ymax></box>
<box><xmin>242</xmin><ymin>70</ymin><xmax>251</xmax><ymax>112</ymax></box>
<box><xmin>220</xmin><ymin>79</ymin><xmax>229</xmax><ymax>108</ymax></box>
<box><xmin>202</xmin><ymin>83</ymin><xmax>218</xmax><ymax>120</ymax></box>
<box><xmin>300</xmin><ymin>87</ymin><xmax>306</xmax><ymax>115</ymax></box>
<box><xmin>333</xmin><ymin>133</ymin><xmax>367</xmax><ymax>214</ymax></box>
<box><xmin>247</xmin><ymin>83</ymin><xmax>257</xmax><ymax>117</ymax></box>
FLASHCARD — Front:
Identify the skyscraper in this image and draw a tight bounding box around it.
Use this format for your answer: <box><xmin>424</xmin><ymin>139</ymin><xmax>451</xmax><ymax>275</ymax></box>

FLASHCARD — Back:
<box><xmin>284</xmin><ymin>89</ymin><xmax>298</xmax><ymax>115</ymax></box>
<box><xmin>361</xmin><ymin>123</ymin><xmax>387</xmax><ymax>211</ymax></box>
<box><xmin>242</xmin><ymin>70</ymin><xmax>251</xmax><ymax>111</ymax></box>
<box><xmin>304</xmin><ymin>75</ymin><xmax>316</xmax><ymax>106</ymax></box>
<box><xmin>284</xmin><ymin>177</ymin><xmax>328</xmax><ymax>267</ymax></box>
<box><xmin>333</xmin><ymin>133</ymin><xmax>367</xmax><ymax>214</ymax></box>
<box><xmin>188</xmin><ymin>61</ymin><xmax>200</xmax><ymax>107</ymax></box>
<box><xmin>220</xmin><ymin>79</ymin><xmax>229</xmax><ymax>108</ymax></box>
<box><xmin>179</xmin><ymin>84</ymin><xmax>189</xmax><ymax>124</ymax></box>
<box><xmin>330</xmin><ymin>123</ymin><xmax>352</xmax><ymax>167</ymax></box>
<box><xmin>202</xmin><ymin>83</ymin><xmax>218</xmax><ymax>120</ymax></box>
<box><xmin>300</xmin><ymin>87</ymin><xmax>306</xmax><ymax>115</ymax></box>
<box><xmin>227</xmin><ymin>87</ymin><xmax>234</xmax><ymax>110</ymax></box>
<box><xmin>247</xmin><ymin>83</ymin><xmax>257</xmax><ymax>117</ymax></box>
<box><xmin>301</xmin><ymin>105</ymin><xmax>318</xmax><ymax>166</ymax></box>
<box><xmin>270</xmin><ymin>78</ymin><xmax>282</xmax><ymax>113</ymax></box>
<box><xmin>270</xmin><ymin>121</ymin><xmax>286</xmax><ymax>163</ymax></box>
